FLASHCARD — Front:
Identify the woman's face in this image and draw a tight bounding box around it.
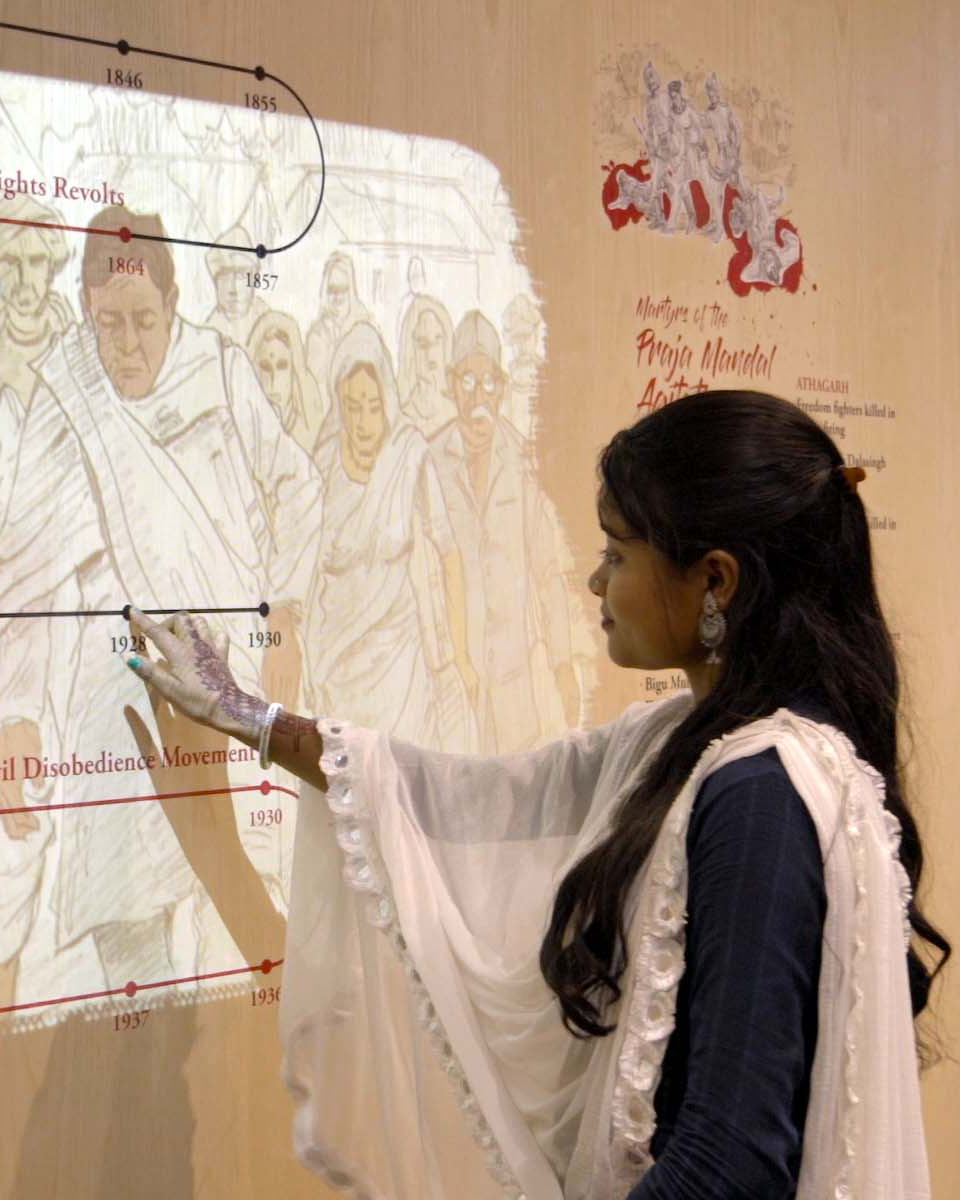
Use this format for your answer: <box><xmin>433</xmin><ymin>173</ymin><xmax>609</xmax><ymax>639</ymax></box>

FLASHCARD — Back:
<box><xmin>340</xmin><ymin>364</ymin><xmax>386</xmax><ymax>461</ymax></box>
<box><xmin>324</xmin><ymin>265</ymin><xmax>350</xmax><ymax>323</ymax></box>
<box><xmin>256</xmin><ymin>333</ymin><xmax>293</xmax><ymax>414</ymax></box>
<box><xmin>587</xmin><ymin>499</ymin><xmax>703</xmax><ymax>671</ymax></box>
<box><xmin>413</xmin><ymin>309</ymin><xmax>445</xmax><ymax>386</ymax></box>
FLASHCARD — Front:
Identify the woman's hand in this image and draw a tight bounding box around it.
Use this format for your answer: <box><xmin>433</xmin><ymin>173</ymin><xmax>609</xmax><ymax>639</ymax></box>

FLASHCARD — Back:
<box><xmin>126</xmin><ymin>607</ymin><xmax>267</xmax><ymax>744</ymax></box>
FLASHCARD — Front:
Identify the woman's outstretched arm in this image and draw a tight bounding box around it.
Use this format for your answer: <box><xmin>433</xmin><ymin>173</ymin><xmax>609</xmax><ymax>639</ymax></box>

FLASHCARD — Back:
<box><xmin>125</xmin><ymin>606</ymin><xmax>328</xmax><ymax>791</ymax></box>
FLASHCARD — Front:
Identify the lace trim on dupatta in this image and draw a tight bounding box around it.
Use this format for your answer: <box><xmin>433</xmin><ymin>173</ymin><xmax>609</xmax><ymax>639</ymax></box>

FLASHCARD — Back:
<box><xmin>608</xmin><ymin>711</ymin><xmax>915</xmax><ymax>1195</ymax></box>
<box><xmin>810</xmin><ymin>722</ymin><xmax>913</xmax><ymax>1200</ymax></box>
<box><xmin>318</xmin><ymin>719</ymin><xmax>527</xmax><ymax>1200</ymax></box>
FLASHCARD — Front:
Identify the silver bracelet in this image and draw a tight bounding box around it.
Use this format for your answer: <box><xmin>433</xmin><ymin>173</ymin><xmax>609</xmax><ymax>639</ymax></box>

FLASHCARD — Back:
<box><xmin>258</xmin><ymin>702</ymin><xmax>283</xmax><ymax>770</ymax></box>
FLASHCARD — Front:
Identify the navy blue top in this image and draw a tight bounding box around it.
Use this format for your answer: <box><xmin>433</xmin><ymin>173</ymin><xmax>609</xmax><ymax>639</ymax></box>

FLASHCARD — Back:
<box><xmin>626</xmin><ymin>700</ymin><xmax>831</xmax><ymax>1200</ymax></box>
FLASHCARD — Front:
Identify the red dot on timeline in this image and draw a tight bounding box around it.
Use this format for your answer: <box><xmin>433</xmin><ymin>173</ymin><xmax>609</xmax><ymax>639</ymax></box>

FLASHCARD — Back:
<box><xmin>119</xmin><ymin>226</ymin><xmax>132</xmax><ymax>243</ymax></box>
<box><xmin>259</xmin><ymin>779</ymin><xmax>272</xmax><ymax>795</ymax></box>
<box><xmin>260</xmin><ymin>959</ymin><xmax>272</xmax><ymax>975</ymax></box>
<box><xmin>124</xmin><ymin>980</ymin><xmax>138</xmax><ymax>997</ymax></box>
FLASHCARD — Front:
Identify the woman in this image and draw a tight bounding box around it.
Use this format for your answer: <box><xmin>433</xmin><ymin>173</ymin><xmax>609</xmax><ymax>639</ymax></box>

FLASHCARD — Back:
<box><xmin>308</xmin><ymin>320</ymin><xmax>477</xmax><ymax>748</ymax></box>
<box><xmin>397</xmin><ymin>293</ymin><xmax>457</xmax><ymax>437</ymax></box>
<box><xmin>247</xmin><ymin>310</ymin><xmax>325</xmax><ymax>457</ymax></box>
<box><xmin>305</xmin><ymin>252</ymin><xmax>371</xmax><ymax>425</ymax></box>
<box><xmin>125</xmin><ymin>390</ymin><xmax>949</xmax><ymax>1200</ymax></box>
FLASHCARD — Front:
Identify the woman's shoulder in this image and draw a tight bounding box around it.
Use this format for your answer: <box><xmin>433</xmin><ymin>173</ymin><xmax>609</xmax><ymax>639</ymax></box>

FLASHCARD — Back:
<box><xmin>689</xmin><ymin>692</ymin><xmax>844</xmax><ymax>853</ymax></box>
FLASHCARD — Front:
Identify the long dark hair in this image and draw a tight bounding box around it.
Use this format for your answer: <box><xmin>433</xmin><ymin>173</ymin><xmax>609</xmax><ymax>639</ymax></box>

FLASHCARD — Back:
<box><xmin>540</xmin><ymin>390</ymin><xmax>951</xmax><ymax>1051</ymax></box>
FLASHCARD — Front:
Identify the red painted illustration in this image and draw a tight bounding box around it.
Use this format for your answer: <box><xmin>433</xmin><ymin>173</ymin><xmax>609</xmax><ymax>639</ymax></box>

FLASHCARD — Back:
<box><xmin>600</xmin><ymin>64</ymin><xmax>803</xmax><ymax>297</ymax></box>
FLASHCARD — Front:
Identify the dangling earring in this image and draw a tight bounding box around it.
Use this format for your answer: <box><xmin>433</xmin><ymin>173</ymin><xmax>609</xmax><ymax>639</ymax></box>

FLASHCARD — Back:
<box><xmin>698</xmin><ymin>589</ymin><xmax>726</xmax><ymax>664</ymax></box>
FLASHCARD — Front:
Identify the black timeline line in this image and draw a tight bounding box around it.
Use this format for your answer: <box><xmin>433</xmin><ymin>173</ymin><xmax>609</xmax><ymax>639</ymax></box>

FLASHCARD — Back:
<box><xmin>0</xmin><ymin>604</ymin><xmax>270</xmax><ymax>620</ymax></box>
<box><xmin>0</xmin><ymin>21</ymin><xmax>326</xmax><ymax>258</ymax></box>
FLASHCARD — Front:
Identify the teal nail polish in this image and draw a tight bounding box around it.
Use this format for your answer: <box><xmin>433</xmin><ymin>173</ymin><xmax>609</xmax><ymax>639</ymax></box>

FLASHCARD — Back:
<box><xmin>127</xmin><ymin>656</ymin><xmax>142</xmax><ymax>670</ymax></box>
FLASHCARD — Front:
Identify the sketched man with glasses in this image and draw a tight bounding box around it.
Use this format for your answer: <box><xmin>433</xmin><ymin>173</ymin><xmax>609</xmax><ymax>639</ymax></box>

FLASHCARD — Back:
<box><xmin>429</xmin><ymin>310</ymin><xmax>581</xmax><ymax>752</ymax></box>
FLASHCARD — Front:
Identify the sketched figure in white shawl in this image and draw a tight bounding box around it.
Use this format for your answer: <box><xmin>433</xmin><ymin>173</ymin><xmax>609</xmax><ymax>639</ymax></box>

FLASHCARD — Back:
<box><xmin>0</xmin><ymin>196</ymin><xmax>75</xmax><ymax>412</ymax></box>
<box><xmin>307</xmin><ymin>321</ymin><xmax>478</xmax><ymax>748</ymax></box>
<box><xmin>7</xmin><ymin>206</ymin><xmax>324</xmax><ymax>989</ymax></box>
<box><xmin>305</xmin><ymin>252</ymin><xmax>371</xmax><ymax>433</ymax></box>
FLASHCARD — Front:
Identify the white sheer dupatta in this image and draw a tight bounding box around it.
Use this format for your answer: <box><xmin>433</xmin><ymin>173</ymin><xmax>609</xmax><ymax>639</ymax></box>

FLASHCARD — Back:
<box><xmin>279</xmin><ymin>695</ymin><xmax>929</xmax><ymax>1200</ymax></box>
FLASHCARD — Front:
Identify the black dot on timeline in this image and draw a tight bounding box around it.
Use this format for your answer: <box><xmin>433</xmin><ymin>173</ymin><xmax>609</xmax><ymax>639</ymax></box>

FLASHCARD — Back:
<box><xmin>122</xmin><ymin>604</ymin><xmax>132</xmax><ymax>621</ymax></box>
<box><xmin>258</xmin><ymin>601</ymin><xmax>270</xmax><ymax>617</ymax></box>
<box><xmin>255</xmin><ymin>244</ymin><xmax>267</xmax><ymax>259</ymax></box>
<box><xmin>117</xmin><ymin>39</ymin><xmax>130</xmax><ymax>56</ymax></box>
<box><xmin>254</xmin><ymin>65</ymin><xmax>266</xmax><ymax>81</ymax></box>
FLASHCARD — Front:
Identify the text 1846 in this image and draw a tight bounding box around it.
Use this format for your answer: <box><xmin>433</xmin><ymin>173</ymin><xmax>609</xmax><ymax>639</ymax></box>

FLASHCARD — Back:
<box><xmin>106</xmin><ymin>69</ymin><xmax>143</xmax><ymax>88</ymax></box>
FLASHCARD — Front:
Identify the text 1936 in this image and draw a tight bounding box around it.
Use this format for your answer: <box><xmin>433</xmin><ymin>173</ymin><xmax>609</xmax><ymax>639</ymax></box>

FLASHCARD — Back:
<box><xmin>251</xmin><ymin>986</ymin><xmax>281</xmax><ymax>1007</ymax></box>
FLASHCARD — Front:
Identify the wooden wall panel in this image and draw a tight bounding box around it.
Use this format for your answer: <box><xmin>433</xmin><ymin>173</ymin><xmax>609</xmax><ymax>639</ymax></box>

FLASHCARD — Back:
<box><xmin>0</xmin><ymin>1</ymin><xmax>956</xmax><ymax>1196</ymax></box>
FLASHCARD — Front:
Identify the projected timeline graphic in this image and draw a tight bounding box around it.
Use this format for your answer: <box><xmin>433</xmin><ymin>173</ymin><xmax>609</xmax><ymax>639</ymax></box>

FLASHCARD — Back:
<box><xmin>0</xmin><ymin>23</ymin><xmax>592</xmax><ymax>1028</ymax></box>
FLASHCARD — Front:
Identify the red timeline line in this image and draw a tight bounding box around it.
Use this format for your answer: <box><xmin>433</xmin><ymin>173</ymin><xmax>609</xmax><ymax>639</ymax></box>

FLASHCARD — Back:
<box><xmin>0</xmin><ymin>957</ymin><xmax>283</xmax><ymax>1016</ymax></box>
<box><xmin>0</xmin><ymin>216</ymin><xmax>128</xmax><ymax>239</ymax></box>
<box><xmin>0</xmin><ymin>779</ymin><xmax>298</xmax><ymax>818</ymax></box>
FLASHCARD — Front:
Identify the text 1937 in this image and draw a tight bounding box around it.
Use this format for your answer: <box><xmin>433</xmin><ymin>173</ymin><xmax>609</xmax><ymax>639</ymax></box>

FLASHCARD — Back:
<box><xmin>114</xmin><ymin>1010</ymin><xmax>149</xmax><ymax>1031</ymax></box>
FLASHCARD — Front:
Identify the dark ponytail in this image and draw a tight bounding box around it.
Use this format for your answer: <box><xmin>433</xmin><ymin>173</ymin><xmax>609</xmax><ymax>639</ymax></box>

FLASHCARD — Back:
<box><xmin>540</xmin><ymin>390</ymin><xmax>951</xmax><ymax>1048</ymax></box>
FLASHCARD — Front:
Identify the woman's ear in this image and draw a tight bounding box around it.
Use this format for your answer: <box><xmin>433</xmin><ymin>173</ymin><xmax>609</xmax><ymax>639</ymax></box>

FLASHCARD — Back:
<box><xmin>702</xmin><ymin>549</ymin><xmax>739</xmax><ymax>607</ymax></box>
